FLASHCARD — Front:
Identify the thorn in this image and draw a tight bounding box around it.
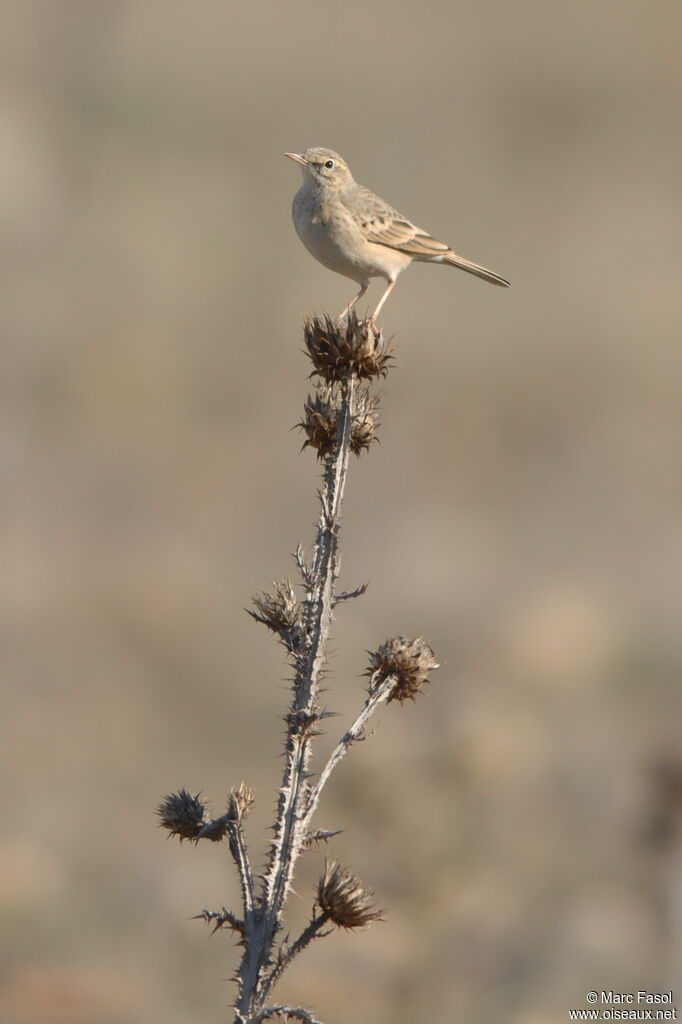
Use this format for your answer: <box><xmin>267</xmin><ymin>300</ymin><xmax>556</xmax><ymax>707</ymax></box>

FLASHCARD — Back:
<box><xmin>193</xmin><ymin>908</ymin><xmax>245</xmax><ymax>935</ymax></box>
<box><xmin>302</xmin><ymin>828</ymin><xmax>345</xmax><ymax>847</ymax></box>
<box><xmin>333</xmin><ymin>582</ymin><xmax>369</xmax><ymax>606</ymax></box>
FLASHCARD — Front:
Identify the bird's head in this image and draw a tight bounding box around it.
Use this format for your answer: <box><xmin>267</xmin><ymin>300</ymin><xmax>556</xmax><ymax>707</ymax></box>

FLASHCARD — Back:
<box><xmin>284</xmin><ymin>148</ymin><xmax>354</xmax><ymax>192</ymax></box>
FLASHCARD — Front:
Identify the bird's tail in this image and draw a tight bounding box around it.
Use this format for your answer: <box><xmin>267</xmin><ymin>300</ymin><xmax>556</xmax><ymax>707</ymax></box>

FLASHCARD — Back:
<box><xmin>442</xmin><ymin>252</ymin><xmax>510</xmax><ymax>287</ymax></box>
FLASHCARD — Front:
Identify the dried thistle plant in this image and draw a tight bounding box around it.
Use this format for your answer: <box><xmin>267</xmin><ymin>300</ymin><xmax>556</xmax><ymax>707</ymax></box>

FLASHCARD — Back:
<box><xmin>157</xmin><ymin>311</ymin><xmax>438</xmax><ymax>1024</ymax></box>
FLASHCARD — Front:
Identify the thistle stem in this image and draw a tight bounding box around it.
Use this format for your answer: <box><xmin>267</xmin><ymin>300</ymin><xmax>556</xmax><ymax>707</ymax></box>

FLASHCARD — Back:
<box><xmin>302</xmin><ymin>674</ymin><xmax>396</xmax><ymax>830</ymax></box>
<box><xmin>234</xmin><ymin>376</ymin><xmax>356</xmax><ymax>1021</ymax></box>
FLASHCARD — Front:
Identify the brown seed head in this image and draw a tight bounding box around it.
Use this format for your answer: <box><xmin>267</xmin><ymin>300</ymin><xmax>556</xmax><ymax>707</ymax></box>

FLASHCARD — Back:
<box><xmin>157</xmin><ymin>788</ymin><xmax>207</xmax><ymax>841</ymax></box>
<box><xmin>317</xmin><ymin>861</ymin><xmax>384</xmax><ymax>929</ymax></box>
<box><xmin>299</xmin><ymin>384</ymin><xmax>381</xmax><ymax>459</ymax></box>
<box><xmin>299</xmin><ymin>388</ymin><xmax>338</xmax><ymax>459</ymax></box>
<box><xmin>366</xmin><ymin>635</ymin><xmax>439</xmax><ymax>703</ymax></box>
<box><xmin>250</xmin><ymin>579</ymin><xmax>302</xmax><ymax>638</ymax></box>
<box><xmin>303</xmin><ymin>312</ymin><xmax>392</xmax><ymax>382</ymax></box>
<box><xmin>227</xmin><ymin>781</ymin><xmax>255</xmax><ymax>822</ymax></box>
<box><xmin>350</xmin><ymin>386</ymin><xmax>381</xmax><ymax>455</ymax></box>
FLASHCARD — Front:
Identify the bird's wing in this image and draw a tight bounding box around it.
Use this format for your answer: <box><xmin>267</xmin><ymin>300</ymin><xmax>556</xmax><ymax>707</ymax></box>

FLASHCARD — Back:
<box><xmin>346</xmin><ymin>187</ymin><xmax>451</xmax><ymax>257</ymax></box>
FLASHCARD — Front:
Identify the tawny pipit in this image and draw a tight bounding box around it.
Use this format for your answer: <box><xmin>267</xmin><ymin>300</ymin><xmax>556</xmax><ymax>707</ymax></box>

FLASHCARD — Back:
<box><xmin>285</xmin><ymin>147</ymin><xmax>510</xmax><ymax>324</ymax></box>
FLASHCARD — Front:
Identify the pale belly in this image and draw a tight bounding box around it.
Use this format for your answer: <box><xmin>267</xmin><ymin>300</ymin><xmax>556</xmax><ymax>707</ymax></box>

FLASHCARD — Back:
<box><xmin>292</xmin><ymin>189</ymin><xmax>408</xmax><ymax>284</ymax></box>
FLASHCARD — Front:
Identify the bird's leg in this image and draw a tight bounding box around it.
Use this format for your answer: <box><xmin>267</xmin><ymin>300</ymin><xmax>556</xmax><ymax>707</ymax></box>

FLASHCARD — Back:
<box><xmin>367</xmin><ymin>279</ymin><xmax>396</xmax><ymax>325</ymax></box>
<box><xmin>336</xmin><ymin>282</ymin><xmax>369</xmax><ymax>323</ymax></box>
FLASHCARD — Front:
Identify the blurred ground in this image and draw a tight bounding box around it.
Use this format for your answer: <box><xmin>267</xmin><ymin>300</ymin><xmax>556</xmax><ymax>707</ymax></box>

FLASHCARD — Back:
<box><xmin>2</xmin><ymin>2</ymin><xmax>682</xmax><ymax>1022</ymax></box>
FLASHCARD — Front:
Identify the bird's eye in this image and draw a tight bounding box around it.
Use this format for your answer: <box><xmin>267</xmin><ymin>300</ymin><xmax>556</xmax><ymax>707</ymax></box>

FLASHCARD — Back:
<box><xmin>324</xmin><ymin>160</ymin><xmax>334</xmax><ymax>169</ymax></box>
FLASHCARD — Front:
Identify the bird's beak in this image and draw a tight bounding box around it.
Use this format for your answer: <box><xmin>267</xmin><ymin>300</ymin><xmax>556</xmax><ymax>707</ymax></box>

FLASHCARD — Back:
<box><xmin>284</xmin><ymin>152</ymin><xmax>309</xmax><ymax>166</ymax></box>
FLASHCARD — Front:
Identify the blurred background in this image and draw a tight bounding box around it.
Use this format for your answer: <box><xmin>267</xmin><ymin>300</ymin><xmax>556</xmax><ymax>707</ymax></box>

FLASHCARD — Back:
<box><xmin>2</xmin><ymin>2</ymin><xmax>681</xmax><ymax>1022</ymax></box>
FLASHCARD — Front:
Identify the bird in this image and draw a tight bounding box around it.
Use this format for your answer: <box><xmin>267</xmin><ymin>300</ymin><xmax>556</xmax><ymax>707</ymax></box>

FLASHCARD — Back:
<box><xmin>285</xmin><ymin>147</ymin><xmax>510</xmax><ymax>324</ymax></box>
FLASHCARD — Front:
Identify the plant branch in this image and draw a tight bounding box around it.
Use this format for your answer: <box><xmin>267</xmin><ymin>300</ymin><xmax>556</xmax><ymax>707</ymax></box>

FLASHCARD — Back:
<box><xmin>301</xmin><ymin>828</ymin><xmax>344</xmax><ymax>847</ymax></box>
<box><xmin>194</xmin><ymin>906</ymin><xmax>245</xmax><ymax>935</ymax></box>
<box><xmin>301</xmin><ymin>675</ymin><xmax>396</xmax><ymax>829</ymax></box>
<box><xmin>228</xmin><ymin>820</ymin><xmax>256</xmax><ymax>918</ymax></box>
<box><xmin>158</xmin><ymin>316</ymin><xmax>436</xmax><ymax>1024</ymax></box>
<box><xmin>333</xmin><ymin>581</ymin><xmax>369</xmax><ymax>606</ymax></box>
<box><xmin>260</xmin><ymin>911</ymin><xmax>332</xmax><ymax>1005</ymax></box>
<box><xmin>293</xmin><ymin>543</ymin><xmax>314</xmax><ymax>589</ymax></box>
<box><xmin>234</xmin><ymin>374</ymin><xmax>356</xmax><ymax>1020</ymax></box>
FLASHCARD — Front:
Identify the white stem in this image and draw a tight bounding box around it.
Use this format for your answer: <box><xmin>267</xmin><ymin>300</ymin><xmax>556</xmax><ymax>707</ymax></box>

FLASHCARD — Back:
<box><xmin>302</xmin><ymin>675</ymin><xmax>395</xmax><ymax>830</ymax></box>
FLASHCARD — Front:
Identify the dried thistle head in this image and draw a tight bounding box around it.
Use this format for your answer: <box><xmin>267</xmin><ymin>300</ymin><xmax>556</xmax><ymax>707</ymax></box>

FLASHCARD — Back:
<box><xmin>250</xmin><ymin>579</ymin><xmax>302</xmax><ymax>638</ymax></box>
<box><xmin>299</xmin><ymin>384</ymin><xmax>381</xmax><ymax>459</ymax></box>
<box><xmin>157</xmin><ymin>788</ymin><xmax>207</xmax><ymax>841</ymax></box>
<box><xmin>227</xmin><ymin>781</ymin><xmax>255</xmax><ymax>822</ymax></box>
<box><xmin>299</xmin><ymin>388</ymin><xmax>338</xmax><ymax>459</ymax></box>
<box><xmin>303</xmin><ymin>312</ymin><xmax>392</xmax><ymax>382</ymax></box>
<box><xmin>190</xmin><ymin>782</ymin><xmax>255</xmax><ymax>843</ymax></box>
<box><xmin>317</xmin><ymin>861</ymin><xmax>383</xmax><ymax>929</ymax></box>
<box><xmin>351</xmin><ymin>386</ymin><xmax>381</xmax><ymax>455</ymax></box>
<box><xmin>366</xmin><ymin>635</ymin><xmax>439</xmax><ymax>703</ymax></box>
